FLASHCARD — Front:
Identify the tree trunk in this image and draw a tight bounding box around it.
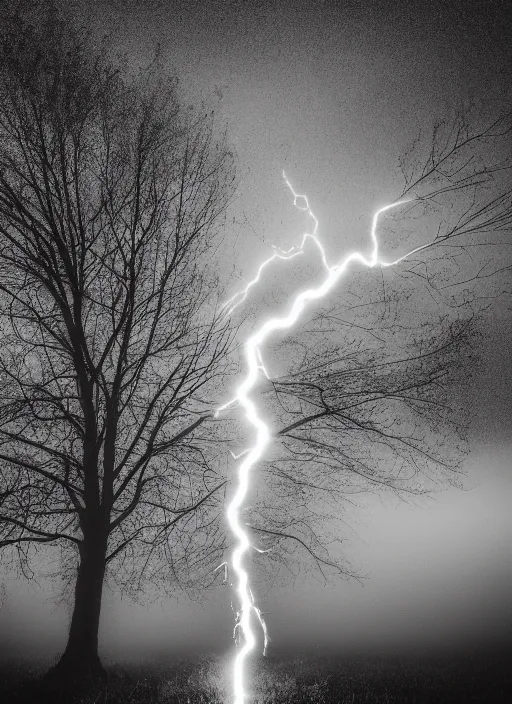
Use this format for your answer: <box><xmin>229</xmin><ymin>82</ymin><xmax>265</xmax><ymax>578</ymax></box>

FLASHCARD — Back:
<box><xmin>43</xmin><ymin>528</ymin><xmax>108</xmax><ymax>690</ymax></box>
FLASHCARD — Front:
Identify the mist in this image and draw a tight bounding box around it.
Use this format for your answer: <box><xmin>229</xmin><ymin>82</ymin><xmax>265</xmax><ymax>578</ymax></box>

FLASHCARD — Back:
<box><xmin>0</xmin><ymin>3</ymin><xmax>511</xmax><ymax>700</ymax></box>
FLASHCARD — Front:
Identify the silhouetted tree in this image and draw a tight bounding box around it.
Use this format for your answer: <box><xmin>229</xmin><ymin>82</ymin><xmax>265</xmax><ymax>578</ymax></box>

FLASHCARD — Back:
<box><xmin>0</xmin><ymin>1</ymin><xmax>236</xmax><ymax>685</ymax></box>
<box><xmin>240</xmin><ymin>106</ymin><xmax>511</xmax><ymax>585</ymax></box>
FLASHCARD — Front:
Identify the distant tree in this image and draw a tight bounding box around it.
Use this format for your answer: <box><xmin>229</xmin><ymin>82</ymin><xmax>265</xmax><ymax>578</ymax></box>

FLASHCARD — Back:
<box><xmin>240</xmin><ymin>107</ymin><xmax>511</xmax><ymax>586</ymax></box>
<box><xmin>0</xmin><ymin>1</ymin><xmax>236</xmax><ymax>685</ymax></box>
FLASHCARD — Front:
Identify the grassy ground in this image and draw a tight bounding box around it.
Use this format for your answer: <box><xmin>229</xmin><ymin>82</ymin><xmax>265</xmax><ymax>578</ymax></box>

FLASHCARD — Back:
<box><xmin>0</xmin><ymin>648</ymin><xmax>510</xmax><ymax>703</ymax></box>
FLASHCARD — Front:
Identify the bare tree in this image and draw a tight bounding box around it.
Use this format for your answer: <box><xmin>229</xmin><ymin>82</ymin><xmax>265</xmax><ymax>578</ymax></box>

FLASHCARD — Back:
<box><xmin>227</xmin><ymin>107</ymin><xmax>511</xmax><ymax>588</ymax></box>
<box><xmin>0</xmin><ymin>2</ymin><xmax>236</xmax><ymax>683</ymax></box>
<box><xmin>397</xmin><ymin>107</ymin><xmax>512</xmax><ymax>299</ymax></box>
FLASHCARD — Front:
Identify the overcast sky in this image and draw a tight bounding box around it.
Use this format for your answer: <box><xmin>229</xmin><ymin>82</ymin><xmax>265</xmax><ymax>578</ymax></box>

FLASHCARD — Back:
<box><xmin>1</xmin><ymin>0</ymin><xmax>511</xmax><ymax>663</ymax></box>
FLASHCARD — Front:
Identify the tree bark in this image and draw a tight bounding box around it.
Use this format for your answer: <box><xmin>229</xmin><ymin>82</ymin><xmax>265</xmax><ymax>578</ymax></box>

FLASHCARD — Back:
<box><xmin>43</xmin><ymin>526</ymin><xmax>108</xmax><ymax>689</ymax></box>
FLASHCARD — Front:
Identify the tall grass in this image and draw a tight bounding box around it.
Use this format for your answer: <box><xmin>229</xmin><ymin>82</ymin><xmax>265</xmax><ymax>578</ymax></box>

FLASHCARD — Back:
<box><xmin>1</xmin><ymin>648</ymin><xmax>509</xmax><ymax>702</ymax></box>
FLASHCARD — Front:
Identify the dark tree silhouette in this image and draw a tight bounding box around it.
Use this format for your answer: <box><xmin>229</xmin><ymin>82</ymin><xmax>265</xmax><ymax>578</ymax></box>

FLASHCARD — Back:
<box><xmin>0</xmin><ymin>2</ymin><xmax>236</xmax><ymax>685</ymax></box>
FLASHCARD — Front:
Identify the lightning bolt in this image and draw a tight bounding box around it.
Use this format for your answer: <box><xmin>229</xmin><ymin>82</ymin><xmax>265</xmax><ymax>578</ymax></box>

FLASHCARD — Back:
<box><xmin>217</xmin><ymin>173</ymin><xmax>433</xmax><ymax>704</ymax></box>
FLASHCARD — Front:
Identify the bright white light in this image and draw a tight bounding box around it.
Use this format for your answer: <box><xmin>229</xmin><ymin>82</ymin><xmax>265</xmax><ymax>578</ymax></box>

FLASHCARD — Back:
<box><xmin>217</xmin><ymin>173</ymin><xmax>433</xmax><ymax>704</ymax></box>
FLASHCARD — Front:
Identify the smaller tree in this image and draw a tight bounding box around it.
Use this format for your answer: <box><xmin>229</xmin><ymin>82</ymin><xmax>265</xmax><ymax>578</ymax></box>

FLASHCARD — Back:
<box><xmin>224</xmin><ymin>107</ymin><xmax>511</xmax><ymax>589</ymax></box>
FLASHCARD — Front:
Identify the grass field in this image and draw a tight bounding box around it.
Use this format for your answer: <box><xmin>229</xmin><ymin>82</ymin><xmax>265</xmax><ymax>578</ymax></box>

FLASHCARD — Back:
<box><xmin>0</xmin><ymin>647</ymin><xmax>510</xmax><ymax>703</ymax></box>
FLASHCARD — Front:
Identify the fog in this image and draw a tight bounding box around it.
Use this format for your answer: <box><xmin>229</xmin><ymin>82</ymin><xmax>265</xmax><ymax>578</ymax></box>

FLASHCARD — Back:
<box><xmin>2</xmin><ymin>442</ymin><xmax>511</xmax><ymax>662</ymax></box>
<box><xmin>0</xmin><ymin>0</ymin><xmax>511</xmax><ymax>666</ymax></box>
<box><xmin>2</xmin><ymin>326</ymin><xmax>511</xmax><ymax>661</ymax></box>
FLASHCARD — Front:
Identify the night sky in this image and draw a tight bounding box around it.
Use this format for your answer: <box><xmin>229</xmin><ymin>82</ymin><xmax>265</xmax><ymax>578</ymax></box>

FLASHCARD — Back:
<box><xmin>1</xmin><ymin>0</ymin><xmax>511</xmax><ymax>663</ymax></box>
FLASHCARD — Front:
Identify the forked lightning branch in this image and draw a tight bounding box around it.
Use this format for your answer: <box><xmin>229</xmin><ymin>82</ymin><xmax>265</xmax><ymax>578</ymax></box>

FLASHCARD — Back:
<box><xmin>216</xmin><ymin>173</ymin><xmax>433</xmax><ymax>704</ymax></box>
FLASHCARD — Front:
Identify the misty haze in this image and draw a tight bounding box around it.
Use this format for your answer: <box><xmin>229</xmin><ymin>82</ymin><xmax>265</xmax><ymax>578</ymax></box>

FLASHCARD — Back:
<box><xmin>0</xmin><ymin>1</ymin><xmax>511</xmax><ymax>703</ymax></box>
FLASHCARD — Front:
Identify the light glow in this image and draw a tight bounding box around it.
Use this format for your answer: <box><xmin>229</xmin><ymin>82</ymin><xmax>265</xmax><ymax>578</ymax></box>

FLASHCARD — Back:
<box><xmin>217</xmin><ymin>173</ymin><xmax>433</xmax><ymax>704</ymax></box>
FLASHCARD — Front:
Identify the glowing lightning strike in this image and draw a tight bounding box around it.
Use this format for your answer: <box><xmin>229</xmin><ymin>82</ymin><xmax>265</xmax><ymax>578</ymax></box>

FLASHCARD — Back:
<box><xmin>217</xmin><ymin>173</ymin><xmax>434</xmax><ymax>704</ymax></box>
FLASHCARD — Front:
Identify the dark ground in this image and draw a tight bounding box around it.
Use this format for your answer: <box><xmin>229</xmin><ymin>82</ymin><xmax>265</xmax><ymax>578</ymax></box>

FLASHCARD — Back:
<box><xmin>0</xmin><ymin>645</ymin><xmax>510</xmax><ymax>703</ymax></box>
